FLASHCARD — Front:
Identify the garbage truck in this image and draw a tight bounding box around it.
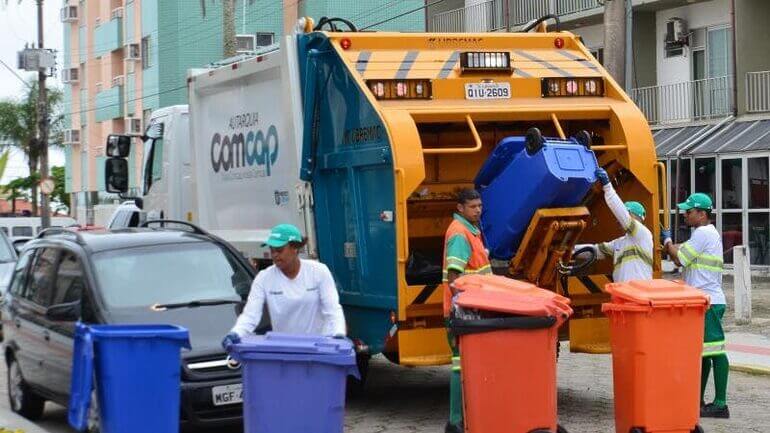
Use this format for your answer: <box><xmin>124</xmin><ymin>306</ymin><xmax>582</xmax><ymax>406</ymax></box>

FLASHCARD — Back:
<box><xmin>103</xmin><ymin>16</ymin><xmax>667</xmax><ymax>372</ymax></box>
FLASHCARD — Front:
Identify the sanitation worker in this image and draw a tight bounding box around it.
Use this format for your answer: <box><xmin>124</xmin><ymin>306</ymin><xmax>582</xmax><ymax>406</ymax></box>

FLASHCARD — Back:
<box><xmin>662</xmin><ymin>193</ymin><xmax>729</xmax><ymax>418</ymax></box>
<box><xmin>442</xmin><ymin>188</ymin><xmax>492</xmax><ymax>433</ymax></box>
<box><xmin>574</xmin><ymin>168</ymin><xmax>654</xmax><ymax>282</ymax></box>
<box><xmin>221</xmin><ymin>223</ymin><xmax>347</xmax><ymax>349</ymax></box>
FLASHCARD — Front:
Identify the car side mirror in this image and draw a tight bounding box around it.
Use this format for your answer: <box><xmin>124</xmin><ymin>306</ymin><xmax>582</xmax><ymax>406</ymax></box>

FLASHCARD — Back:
<box><xmin>46</xmin><ymin>301</ymin><xmax>81</xmax><ymax>322</ymax></box>
<box><xmin>106</xmin><ymin>134</ymin><xmax>132</xmax><ymax>157</ymax></box>
<box><xmin>105</xmin><ymin>158</ymin><xmax>129</xmax><ymax>194</ymax></box>
<box><xmin>12</xmin><ymin>239</ymin><xmax>28</xmax><ymax>254</ymax></box>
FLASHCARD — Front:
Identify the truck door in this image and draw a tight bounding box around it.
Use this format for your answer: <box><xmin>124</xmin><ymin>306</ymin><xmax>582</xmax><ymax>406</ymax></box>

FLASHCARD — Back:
<box><xmin>142</xmin><ymin>119</ymin><xmax>168</xmax><ymax>220</ymax></box>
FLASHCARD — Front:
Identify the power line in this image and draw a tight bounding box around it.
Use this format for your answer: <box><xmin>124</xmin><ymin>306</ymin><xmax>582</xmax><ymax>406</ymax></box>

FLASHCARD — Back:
<box><xmin>0</xmin><ymin>58</ymin><xmax>32</xmax><ymax>89</ymax></box>
<box><xmin>361</xmin><ymin>0</ymin><xmax>446</xmax><ymax>31</ymax></box>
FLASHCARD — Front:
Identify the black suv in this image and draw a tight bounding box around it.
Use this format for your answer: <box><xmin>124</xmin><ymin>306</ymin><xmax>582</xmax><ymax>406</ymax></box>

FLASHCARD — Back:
<box><xmin>1</xmin><ymin>222</ymin><xmax>258</xmax><ymax>432</ymax></box>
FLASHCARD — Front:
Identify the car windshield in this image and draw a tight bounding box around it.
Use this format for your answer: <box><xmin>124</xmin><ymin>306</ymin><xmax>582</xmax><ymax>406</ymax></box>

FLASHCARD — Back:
<box><xmin>0</xmin><ymin>234</ymin><xmax>15</xmax><ymax>262</ymax></box>
<box><xmin>92</xmin><ymin>241</ymin><xmax>252</xmax><ymax>309</ymax></box>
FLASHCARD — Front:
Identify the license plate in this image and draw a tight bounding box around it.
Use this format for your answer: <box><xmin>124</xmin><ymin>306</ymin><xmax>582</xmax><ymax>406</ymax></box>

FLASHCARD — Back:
<box><xmin>212</xmin><ymin>384</ymin><xmax>243</xmax><ymax>406</ymax></box>
<box><xmin>464</xmin><ymin>82</ymin><xmax>511</xmax><ymax>100</ymax></box>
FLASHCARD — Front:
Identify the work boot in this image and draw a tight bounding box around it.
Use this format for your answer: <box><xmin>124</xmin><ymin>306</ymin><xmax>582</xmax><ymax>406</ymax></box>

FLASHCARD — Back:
<box><xmin>445</xmin><ymin>421</ymin><xmax>464</xmax><ymax>433</ymax></box>
<box><xmin>701</xmin><ymin>403</ymin><xmax>730</xmax><ymax>419</ymax></box>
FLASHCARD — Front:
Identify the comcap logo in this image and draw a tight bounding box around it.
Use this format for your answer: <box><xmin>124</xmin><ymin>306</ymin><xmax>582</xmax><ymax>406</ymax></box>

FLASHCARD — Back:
<box><xmin>210</xmin><ymin>124</ymin><xmax>279</xmax><ymax>176</ymax></box>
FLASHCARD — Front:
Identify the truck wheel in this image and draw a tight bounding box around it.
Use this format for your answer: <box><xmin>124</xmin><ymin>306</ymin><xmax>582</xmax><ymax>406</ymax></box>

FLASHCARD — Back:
<box><xmin>7</xmin><ymin>356</ymin><xmax>45</xmax><ymax>420</ymax></box>
<box><xmin>575</xmin><ymin>130</ymin><xmax>592</xmax><ymax>149</ymax></box>
<box><xmin>347</xmin><ymin>353</ymin><xmax>370</xmax><ymax>398</ymax></box>
<box><xmin>525</xmin><ymin>128</ymin><xmax>545</xmax><ymax>155</ymax></box>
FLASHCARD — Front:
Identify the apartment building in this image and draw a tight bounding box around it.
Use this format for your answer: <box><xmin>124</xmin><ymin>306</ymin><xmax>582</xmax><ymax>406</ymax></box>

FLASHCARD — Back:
<box><xmin>427</xmin><ymin>0</ymin><xmax>770</xmax><ymax>267</ymax></box>
<box><xmin>60</xmin><ymin>0</ymin><xmax>424</xmax><ymax>225</ymax></box>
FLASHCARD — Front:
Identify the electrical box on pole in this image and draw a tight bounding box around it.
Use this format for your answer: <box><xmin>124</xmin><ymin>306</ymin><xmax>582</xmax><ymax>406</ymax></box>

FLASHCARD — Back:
<box><xmin>17</xmin><ymin>48</ymin><xmax>56</xmax><ymax>76</ymax></box>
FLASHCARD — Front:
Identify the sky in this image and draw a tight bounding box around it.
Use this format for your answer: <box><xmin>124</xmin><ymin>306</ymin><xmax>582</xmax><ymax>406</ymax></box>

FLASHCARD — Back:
<box><xmin>0</xmin><ymin>1</ymin><xmax>66</xmax><ymax>185</ymax></box>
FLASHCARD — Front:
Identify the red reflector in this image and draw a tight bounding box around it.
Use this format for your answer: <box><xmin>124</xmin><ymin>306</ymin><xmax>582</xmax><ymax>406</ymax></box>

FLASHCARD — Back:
<box><xmin>554</xmin><ymin>38</ymin><xmax>565</xmax><ymax>49</ymax></box>
<box><xmin>390</xmin><ymin>311</ymin><xmax>397</xmax><ymax>324</ymax></box>
<box><xmin>231</xmin><ymin>63</ymin><xmax>238</xmax><ymax>70</ymax></box>
<box><xmin>256</xmin><ymin>56</ymin><xmax>263</xmax><ymax>62</ymax></box>
<box><xmin>341</xmin><ymin>38</ymin><xmax>352</xmax><ymax>50</ymax></box>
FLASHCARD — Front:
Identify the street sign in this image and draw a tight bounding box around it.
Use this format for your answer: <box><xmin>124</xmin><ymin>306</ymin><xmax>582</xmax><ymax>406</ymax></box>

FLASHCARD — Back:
<box><xmin>40</xmin><ymin>177</ymin><xmax>55</xmax><ymax>195</ymax></box>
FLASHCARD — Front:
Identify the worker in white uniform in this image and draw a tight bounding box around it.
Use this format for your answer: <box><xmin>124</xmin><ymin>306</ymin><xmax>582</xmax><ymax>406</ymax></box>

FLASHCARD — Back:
<box><xmin>574</xmin><ymin>168</ymin><xmax>654</xmax><ymax>282</ymax></box>
<box><xmin>221</xmin><ymin>223</ymin><xmax>347</xmax><ymax>349</ymax></box>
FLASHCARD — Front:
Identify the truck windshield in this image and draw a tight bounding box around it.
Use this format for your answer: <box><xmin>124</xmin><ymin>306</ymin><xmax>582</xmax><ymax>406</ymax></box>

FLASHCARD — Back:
<box><xmin>92</xmin><ymin>241</ymin><xmax>252</xmax><ymax>309</ymax></box>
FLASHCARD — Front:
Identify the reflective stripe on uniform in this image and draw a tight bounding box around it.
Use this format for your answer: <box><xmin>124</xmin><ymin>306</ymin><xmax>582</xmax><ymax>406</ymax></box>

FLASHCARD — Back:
<box><xmin>451</xmin><ymin>356</ymin><xmax>461</xmax><ymax>371</ymax></box>
<box><xmin>598</xmin><ymin>242</ymin><xmax>613</xmax><ymax>257</ymax></box>
<box><xmin>680</xmin><ymin>243</ymin><xmax>724</xmax><ymax>272</ymax></box>
<box><xmin>614</xmin><ymin>245</ymin><xmax>653</xmax><ymax>267</ymax></box>
<box><xmin>624</xmin><ymin>219</ymin><xmax>638</xmax><ymax>236</ymax></box>
<box><xmin>703</xmin><ymin>340</ymin><xmax>727</xmax><ymax>357</ymax></box>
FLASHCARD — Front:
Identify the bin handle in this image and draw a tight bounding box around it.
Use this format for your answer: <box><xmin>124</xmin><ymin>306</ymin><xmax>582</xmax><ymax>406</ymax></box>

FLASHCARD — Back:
<box><xmin>450</xmin><ymin>316</ymin><xmax>557</xmax><ymax>336</ymax></box>
<box><xmin>394</xmin><ymin>167</ymin><xmax>409</xmax><ymax>264</ymax></box>
<box><xmin>422</xmin><ymin>115</ymin><xmax>482</xmax><ymax>154</ymax></box>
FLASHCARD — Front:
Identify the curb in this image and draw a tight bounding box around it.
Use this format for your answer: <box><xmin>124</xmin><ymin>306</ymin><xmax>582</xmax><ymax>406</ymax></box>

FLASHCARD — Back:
<box><xmin>730</xmin><ymin>363</ymin><xmax>770</xmax><ymax>376</ymax></box>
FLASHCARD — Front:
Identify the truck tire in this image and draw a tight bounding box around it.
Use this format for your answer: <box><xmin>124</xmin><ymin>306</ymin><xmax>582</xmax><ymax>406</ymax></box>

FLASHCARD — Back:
<box><xmin>347</xmin><ymin>353</ymin><xmax>370</xmax><ymax>398</ymax></box>
<box><xmin>7</xmin><ymin>356</ymin><xmax>45</xmax><ymax>420</ymax></box>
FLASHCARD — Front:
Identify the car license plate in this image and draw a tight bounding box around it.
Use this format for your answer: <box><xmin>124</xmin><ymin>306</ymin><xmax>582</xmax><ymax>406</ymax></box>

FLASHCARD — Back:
<box><xmin>464</xmin><ymin>82</ymin><xmax>511</xmax><ymax>100</ymax></box>
<box><xmin>212</xmin><ymin>384</ymin><xmax>243</xmax><ymax>406</ymax></box>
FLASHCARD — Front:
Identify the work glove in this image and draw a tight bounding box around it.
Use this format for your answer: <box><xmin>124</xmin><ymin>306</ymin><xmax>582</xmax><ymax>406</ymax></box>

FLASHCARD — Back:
<box><xmin>221</xmin><ymin>332</ymin><xmax>241</xmax><ymax>351</ymax></box>
<box><xmin>595</xmin><ymin>168</ymin><xmax>610</xmax><ymax>186</ymax></box>
<box><xmin>660</xmin><ymin>228</ymin><xmax>672</xmax><ymax>246</ymax></box>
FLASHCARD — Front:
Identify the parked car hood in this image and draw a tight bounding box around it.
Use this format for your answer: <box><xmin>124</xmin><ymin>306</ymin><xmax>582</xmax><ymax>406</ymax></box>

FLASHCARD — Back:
<box><xmin>106</xmin><ymin>303</ymin><xmax>243</xmax><ymax>358</ymax></box>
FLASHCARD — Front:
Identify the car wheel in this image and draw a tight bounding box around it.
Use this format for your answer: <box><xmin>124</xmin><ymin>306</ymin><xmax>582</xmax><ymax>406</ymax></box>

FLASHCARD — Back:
<box><xmin>7</xmin><ymin>356</ymin><xmax>45</xmax><ymax>420</ymax></box>
<box><xmin>86</xmin><ymin>388</ymin><xmax>101</xmax><ymax>433</ymax></box>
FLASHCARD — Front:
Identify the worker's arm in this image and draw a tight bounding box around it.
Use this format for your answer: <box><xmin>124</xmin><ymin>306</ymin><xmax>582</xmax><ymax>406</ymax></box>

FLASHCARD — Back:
<box><xmin>573</xmin><ymin>243</ymin><xmax>612</xmax><ymax>261</ymax></box>
<box><xmin>318</xmin><ymin>264</ymin><xmax>347</xmax><ymax>337</ymax></box>
<box><xmin>664</xmin><ymin>229</ymin><xmax>704</xmax><ymax>268</ymax></box>
<box><xmin>230</xmin><ymin>274</ymin><xmax>266</xmax><ymax>338</ymax></box>
<box><xmin>445</xmin><ymin>235</ymin><xmax>471</xmax><ymax>294</ymax></box>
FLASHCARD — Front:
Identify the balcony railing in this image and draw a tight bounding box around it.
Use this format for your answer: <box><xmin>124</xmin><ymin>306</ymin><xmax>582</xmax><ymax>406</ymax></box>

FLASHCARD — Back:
<box><xmin>509</xmin><ymin>0</ymin><xmax>601</xmax><ymax>26</ymax></box>
<box><xmin>746</xmin><ymin>71</ymin><xmax>770</xmax><ymax>114</ymax></box>
<box><xmin>631</xmin><ymin>76</ymin><xmax>734</xmax><ymax>125</ymax></box>
<box><xmin>430</xmin><ymin>0</ymin><xmax>505</xmax><ymax>33</ymax></box>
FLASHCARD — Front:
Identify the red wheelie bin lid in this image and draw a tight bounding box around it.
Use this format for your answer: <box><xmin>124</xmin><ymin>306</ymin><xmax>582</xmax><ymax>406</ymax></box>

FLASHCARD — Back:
<box><xmin>605</xmin><ymin>279</ymin><xmax>710</xmax><ymax>307</ymax></box>
<box><xmin>452</xmin><ymin>274</ymin><xmax>572</xmax><ymax>320</ymax></box>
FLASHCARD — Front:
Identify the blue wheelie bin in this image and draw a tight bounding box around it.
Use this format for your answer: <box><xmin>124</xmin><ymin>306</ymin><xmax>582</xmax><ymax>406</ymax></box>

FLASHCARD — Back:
<box><xmin>228</xmin><ymin>332</ymin><xmax>360</xmax><ymax>433</ymax></box>
<box><xmin>68</xmin><ymin>322</ymin><xmax>190</xmax><ymax>433</ymax></box>
<box><xmin>475</xmin><ymin>133</ymin><xmax>598</xmax><ymax>260</ymax></box>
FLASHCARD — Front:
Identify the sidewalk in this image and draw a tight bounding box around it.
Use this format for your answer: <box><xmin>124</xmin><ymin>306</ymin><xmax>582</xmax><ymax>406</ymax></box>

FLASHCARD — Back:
<box><xmin>727</xmin><ymin>332</ymin><xmax>770</xmax><ymax>375</ymax></box>
<box><xmin>0</xmin><ymin>407</ymin><xmax>53</xmax><ymax>433</ymax></box>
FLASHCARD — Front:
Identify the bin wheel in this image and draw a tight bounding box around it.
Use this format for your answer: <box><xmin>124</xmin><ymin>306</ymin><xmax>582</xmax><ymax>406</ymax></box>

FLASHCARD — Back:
<box><xmin>629</xmin><ymin>428</ymin><xmax>645</xmax><ymax>433</ymax></box>
<box><xmin>691</xmin><ymin>425</ymin><xmax>704</xmax><ymax>433</ymax></box>
<box><xmin>525</xmin><ymin>128</ymin><xmax>545</xmax><ymax>155</ymax></box>
<box><xmin>575</xmin><ymin>130</ymin><xmax>593</xmax><ymax>149</ymax></box>
<box><xmin>557</xmin><ymin>424</ymin><xmax>568</xmax><ymax>433</ymax></box>
<box><xmin>6</xmin><ymin>356</ymin><xmax>45</xmax><ymax>420</ymax></box>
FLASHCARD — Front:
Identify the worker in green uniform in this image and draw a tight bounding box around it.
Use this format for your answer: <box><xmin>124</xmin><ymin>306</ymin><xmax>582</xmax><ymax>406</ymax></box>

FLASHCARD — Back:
<box><xmin>662</xmin><ymin>193</ymin><xmax>729</xmax><ymax>418</ymax></box>
<box><xmin>442</xmin><ymin>188</ymin><xmax>492</xmax><ymax>433</ymax></box>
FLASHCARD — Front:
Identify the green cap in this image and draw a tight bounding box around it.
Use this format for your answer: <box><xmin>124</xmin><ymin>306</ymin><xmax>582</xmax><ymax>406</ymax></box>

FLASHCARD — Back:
<box><xmin>263</xmin><ymin>224</ymin><xmax>303</xmax><ymax>248</ymax></box>
<box><xmin>625</xmin><ymin>201</ymin><xmax>646</xmax><ymax>219</ymax></box>
<box><xmin>677</xmin><ymin>192</ymin><xmax>713</xmax><ymax>211</ymax></box>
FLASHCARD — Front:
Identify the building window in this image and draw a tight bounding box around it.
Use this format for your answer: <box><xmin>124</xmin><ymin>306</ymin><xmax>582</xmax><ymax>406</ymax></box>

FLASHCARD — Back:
<box><xmin>748</xmin><ymin>157</ymin><xmax>769</xmax><ymax>209</ymax></box>
<box><xmin>256</xmin><ymin>32</ymin><xmax>274</xmax><ymax>47</ymax></box>
<box><xmin>694</xmin><ymin>157</ymin><xmax>716</xmax><ymax>207</ymax></box>
<box><xmin>589</xmin><ymin>48</ymin><xmax>604</xmax><ymax>65</ymax></box>
<box><xmin>721</xmin><ymin>158</ymin><xmax>742</xmax><ymax>209</ymax></box>
<box><xmin>671</xmin><ymin>158</ymin><xmax>691</xmax><ymax>210</ymax></box>
<box><xmin>141</xmin><ymin>36</ymin><xmax>150</xmax><ymax>69</ymax></box>
<box><xmin>722</xmin><ymin>212</ymin><xmax>742</xmax><ymax>264</ymax></box>
<box><xmin>749</xmin><ymin>213</ymin><xmax>770</xmax><ymax>265</ymax></box>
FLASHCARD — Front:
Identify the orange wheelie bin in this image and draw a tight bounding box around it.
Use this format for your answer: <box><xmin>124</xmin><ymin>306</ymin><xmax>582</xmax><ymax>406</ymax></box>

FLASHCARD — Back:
<box><xmin>450</xmin><ymin>275</ymin><xmax>573</xmax><ymax>433</ymax></box>
<box><xmin>602</xmin><ymin>279</ymin><xmax>709</xmax><ymax>433</ymax></box>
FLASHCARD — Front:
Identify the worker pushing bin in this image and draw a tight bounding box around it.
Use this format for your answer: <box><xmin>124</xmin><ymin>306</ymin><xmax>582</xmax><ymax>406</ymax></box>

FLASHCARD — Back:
<box><xmin>450</xmin><ymin>274</ymin><xmax>573</xmax><ymax>433</ymax></box>
<box><xmin>602</xmin><ymin>279</ymin><xmax>709</xmax><ymax>433</ymax></box>
<box><xmin>68</xmin><ymin>323</ymin><xmax>191</xmax><ymax>433</ymax></box>
<box><xmin>227</xmin><ymin>332</ymin><xmax>359</xmax><ymax>433</ymax></box>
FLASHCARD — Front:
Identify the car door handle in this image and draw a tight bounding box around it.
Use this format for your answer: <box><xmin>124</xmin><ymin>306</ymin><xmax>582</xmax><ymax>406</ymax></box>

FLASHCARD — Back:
<box><xmin>43</xmin><ymin>331</ymin><xmax>50</xmax><ymax>341</ymax></box>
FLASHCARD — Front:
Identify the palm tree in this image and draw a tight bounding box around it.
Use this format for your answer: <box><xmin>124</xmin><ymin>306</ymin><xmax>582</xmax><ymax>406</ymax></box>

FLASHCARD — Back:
<box><xmin>0</xmin><ymin>81</ymin><xmax>63</xmax><ymax>215</ymax></box>
<box><xmin>200</xmin><ymin>0</ymin><xmax>256</xmax><ymax>58</ymax></box>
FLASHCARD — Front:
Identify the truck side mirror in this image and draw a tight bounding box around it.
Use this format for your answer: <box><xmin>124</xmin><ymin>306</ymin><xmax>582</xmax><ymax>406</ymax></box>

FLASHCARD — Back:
<box><xmin>106</xmin><ymin>134</ymin><xmax>132</xmax><ymax>157</ymax></box>
<box><xmin>105</xmin><ymin>158</ymin><xmax>129</xmax><ymax>193</ymax></box>
<box><xmin>46</xmin><ymin>301</ymin><xmax>81</xmax><ymax>322</ymax></box>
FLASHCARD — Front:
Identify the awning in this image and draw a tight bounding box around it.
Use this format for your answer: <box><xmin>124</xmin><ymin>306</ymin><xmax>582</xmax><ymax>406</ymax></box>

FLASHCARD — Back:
<box><xmin>654</xmin><ymin>118</ymin><xmax>770</xmax><ymax>158</ymax></box>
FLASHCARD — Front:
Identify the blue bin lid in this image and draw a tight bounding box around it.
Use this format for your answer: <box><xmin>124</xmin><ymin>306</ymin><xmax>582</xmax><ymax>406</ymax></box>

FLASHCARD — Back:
<box><xmin>88</xmin><ymin>324</ymin><xmax>191</xmax><ymax>347</ymax></box>
<box><xmin>231</xmin><ymin>332</ymin><xmax>354</xmax><ymax>356</ymax></box>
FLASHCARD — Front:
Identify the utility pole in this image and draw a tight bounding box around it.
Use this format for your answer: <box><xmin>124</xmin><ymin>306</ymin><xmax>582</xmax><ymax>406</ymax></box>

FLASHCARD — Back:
<box><xmin>36</xmin><ymin>0</ymin><xmax>51</xmax><ymax>229</ymax></box>
<box><xmin>223</xmin><ymin>0</ymin><xmax>236</xmax><ymax>57</ymax></box>
<box><xmin>603</xmin><ymin>0</ymin><xmax>626</xmax><ymax>87</ymax></box>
